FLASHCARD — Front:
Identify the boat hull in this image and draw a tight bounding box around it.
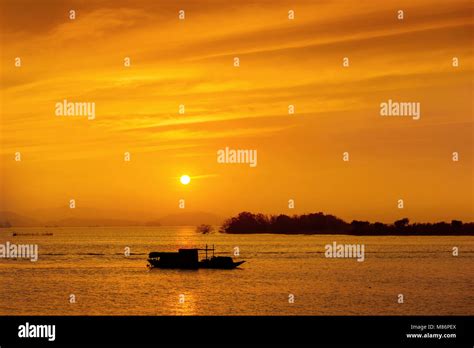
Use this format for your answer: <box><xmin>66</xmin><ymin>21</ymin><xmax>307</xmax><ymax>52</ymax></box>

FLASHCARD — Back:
<box><xmin>147</xmin><ymin>256</ymin><xmax>245</xmax><ymax>270</ymax></box>
<box><xmin>147</xmin><ymin>248</ymin><xmax>245</xmax><ymax>270</ymax></box>
<box><xmin>199</xmin><ymin>259</ymin><xmax>245</xmax><ymax>269</ymax></box>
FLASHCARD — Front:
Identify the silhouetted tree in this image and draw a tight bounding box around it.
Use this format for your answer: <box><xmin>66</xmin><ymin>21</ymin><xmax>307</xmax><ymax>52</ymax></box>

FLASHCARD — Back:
<box><xmin>220</xmin><ymin>212</ymin><xmax>473</xmax><ymax>235</ymax></box>
<box><xmin>394</xmin><ymin>218</ymin><xmax>410</xmax><ymax>229</ymax></box>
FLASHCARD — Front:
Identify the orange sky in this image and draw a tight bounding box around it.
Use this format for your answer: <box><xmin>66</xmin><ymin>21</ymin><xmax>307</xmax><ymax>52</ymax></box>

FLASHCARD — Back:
<box><xmin>0</xmin><ymin>0</ymin><xmax>473</xmax><ymax>224</ymax></box>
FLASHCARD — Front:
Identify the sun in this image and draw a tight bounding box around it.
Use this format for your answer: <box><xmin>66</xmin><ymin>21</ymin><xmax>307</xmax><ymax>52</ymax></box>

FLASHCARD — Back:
<box><xmin>180</xmin><ymin>175</ymin><xmax>191</xmax><ymax>185</ymax></box>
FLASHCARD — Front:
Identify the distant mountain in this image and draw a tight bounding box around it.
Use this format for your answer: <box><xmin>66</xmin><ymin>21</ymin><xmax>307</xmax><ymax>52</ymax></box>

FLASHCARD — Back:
<box><xmin>156</xmin><ymin>211</ymin><xmax>223</xmax><ymax>226</ymax></box>
<box><xmin>145</xmin><ymin>220</ymin><xmax>162</xmax><ymax>226</ymax></box>
<box><xmin>0</xmin><ymin>210</ymin><xmax>223</xmax><ymax>227</ymax></box>
<box><xmin>0</xmin><ymin>211</ymin><xmax>41</xmax><ymax>227</ymax></box>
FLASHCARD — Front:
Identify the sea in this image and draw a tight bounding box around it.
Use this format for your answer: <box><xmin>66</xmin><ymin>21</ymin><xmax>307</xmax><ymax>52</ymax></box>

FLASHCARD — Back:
<box><xmin>0</xmin><ymin>226</ymin><xmax>472</xmax><ymax>315</ymax></box>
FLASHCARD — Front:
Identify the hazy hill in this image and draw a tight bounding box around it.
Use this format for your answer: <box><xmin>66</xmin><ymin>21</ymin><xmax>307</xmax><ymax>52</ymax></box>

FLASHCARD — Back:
<box><xmin>0</xmin><ymin>211</ymin><xmax>41</xmax><ymax>227</ymax></box>
<box><xmin>156</xmin><ymin>212</ymin><xmax>223</xmax><ymax>226</ymax></box>
<box><xmin>0</xmin><ymin>210</ymin><xmax>222</xmax><ymax>227</ymax></box>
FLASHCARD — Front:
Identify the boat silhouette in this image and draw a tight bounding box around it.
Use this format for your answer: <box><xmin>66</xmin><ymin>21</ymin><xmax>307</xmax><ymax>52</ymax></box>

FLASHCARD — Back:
<box><xmin>147</xmin><ymin>244</ymin><xmax>245</xmax><ymax>270</ymax></box>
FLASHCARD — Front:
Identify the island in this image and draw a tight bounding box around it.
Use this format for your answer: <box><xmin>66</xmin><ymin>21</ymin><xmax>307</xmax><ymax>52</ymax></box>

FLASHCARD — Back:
<box><xmin>220</xmin><ymin>212</ymin><xmax>474</xmax><ymax>235</ymax></box>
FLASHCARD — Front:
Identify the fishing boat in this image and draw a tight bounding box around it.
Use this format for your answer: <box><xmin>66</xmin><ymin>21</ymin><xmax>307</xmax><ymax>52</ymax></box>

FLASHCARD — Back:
<box><xmin>147</xmin><ymin>245</ymin><xmax>245</xmax><ymax>270</ymax></box>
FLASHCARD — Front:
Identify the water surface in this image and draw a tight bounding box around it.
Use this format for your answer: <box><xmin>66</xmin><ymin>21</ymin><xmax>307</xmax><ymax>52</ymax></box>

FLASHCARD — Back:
<box><xmin>0</xmin><ymin>227</ymin><xmax>472</xmax><ymax>315</ymax></box>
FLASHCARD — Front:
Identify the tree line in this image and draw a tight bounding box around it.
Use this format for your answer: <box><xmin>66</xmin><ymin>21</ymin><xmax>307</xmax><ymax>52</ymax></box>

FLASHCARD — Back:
<box><xmin>220</xmin><ymin>212</ymin><xmax>474</xmax><ymax>235</ymax></box>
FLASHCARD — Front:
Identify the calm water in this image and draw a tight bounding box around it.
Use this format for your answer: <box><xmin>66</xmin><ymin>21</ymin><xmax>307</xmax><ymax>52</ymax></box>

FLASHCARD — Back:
<box><xmin>0</xmin><ymin>227</ymin><xmax>473</xmax><ymax>315</ymax></box>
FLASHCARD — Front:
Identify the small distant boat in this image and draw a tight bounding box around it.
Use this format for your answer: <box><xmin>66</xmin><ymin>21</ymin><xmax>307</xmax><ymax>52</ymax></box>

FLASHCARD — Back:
<box><xmin>147</xmin><ymin>245</ymin><xmax>245</xmax><ymax>270</ymax></box>
<box><xmin>196</xmin><ymin>224</ymin><xmax>213</xmax><ymax>234</ymax></box>
<box><xmin>12</xmin><ymin>232</ymin><xmax>53</xmax><ymax>237</ymax></box>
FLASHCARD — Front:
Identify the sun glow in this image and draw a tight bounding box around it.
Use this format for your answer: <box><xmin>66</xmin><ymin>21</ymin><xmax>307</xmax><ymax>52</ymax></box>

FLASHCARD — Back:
<box><xmin>180</xmin><ymin>175</ymin><xmax>191</xmax><ymax>185</ymax></box>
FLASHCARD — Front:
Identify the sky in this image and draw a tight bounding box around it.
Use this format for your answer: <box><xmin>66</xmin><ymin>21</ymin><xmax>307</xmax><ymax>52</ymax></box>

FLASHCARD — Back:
<box><xmin>0</xmin><ymin>0</ymin><xmax>473</xmax><ymax>224</ymax></box>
